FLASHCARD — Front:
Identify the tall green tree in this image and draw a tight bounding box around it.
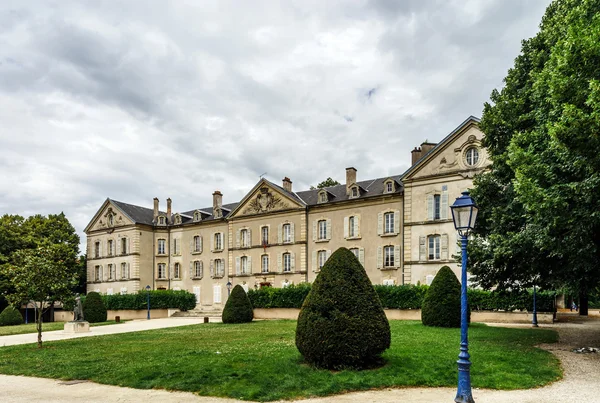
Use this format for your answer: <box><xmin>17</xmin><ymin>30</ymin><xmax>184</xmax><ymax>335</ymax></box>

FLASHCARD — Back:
<box><xmin>310</xmin><ymin>177</ymin><xmax>341</xmax><ymax>190</ymax></box>
<box><xmin>1</xmin><ymin>245</ymin><xmax>79</xmax><ymax>347</ymax></box>
<box><xmin>471</xmin><ymin>0</ymin><xmax>600</xmax><ymax>314</ymax></box>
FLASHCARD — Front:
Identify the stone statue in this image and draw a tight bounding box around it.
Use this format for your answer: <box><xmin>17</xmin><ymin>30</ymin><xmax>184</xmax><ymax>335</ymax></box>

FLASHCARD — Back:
<box><xmin>73</xmin><ymin>293</ymin><xmax>84</xmax><ymax>322</ymax></box>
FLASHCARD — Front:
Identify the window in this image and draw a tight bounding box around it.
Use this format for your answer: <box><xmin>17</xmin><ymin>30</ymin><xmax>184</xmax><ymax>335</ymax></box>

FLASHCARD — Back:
<box><xmin>241</xmin><ymin>256</ymin><xmax>249</xmax><ymax>274</ymax></box>
<box><xmin>95</xmin><ymin>265</ymin><xmax>101</xmax><ymax>281</ymax></box>
<box><xmin>120</xmin><ymin>262</ymin><xmax>128</xmax><ymax>279</ymax></box>
<box><xmin>386</xmin><ymin>182</ymin><xmax>393</xmax><ymax>193</ymax></box>
<box><xmin>261</xmin><ymin>226</ymin><xmax>269</xmax><ymax>245</ymax></box>
<box><xmin>241</xmin><ymin>229</ymin><xmax>249</xmax><ymax>247</ymax></box>
<box><xmin>174</xmin><ymin>215</ymin><xmax>181</xmax><ymax>225</ymax></box>
<box><xmin>194</xmin><ymin>211</ymin><xmax>201</xmax><ymax>222</ymax></box>
<box><xmin>193</xmin><ymin>235</ymin><xmax>201</xmax><ymax>253</ymax></box>
<box><xmin>214</xmin><ymin>259</ymin><xmax>224</xmax><ymax>278</ymax></box>
<box><xmin>465</xmin><ymin>147</ymin><xmax>479</xmax><ymax>166</ymax></box>
<box><xmin>121</xmin><ymin>238</ymin><xmax>127</xmax><ymax>255</ymax></box>
<box><xmin>351</xmin><ymin>187</ymin><xmax>358</xmax><ymax>198</ymax></box>
<box><xmin>95</xmin><ymin>241</ymin><xmax>100</xmax><ymax>258</ymax></box>
<box><xmin>283</xmin><ymin>224</ymin><xmax>291</xmax><ymax>243</ymax></box>
<box><xmin>214</xmin><ymin>233</ymin><xmax>223</xmax><ymax>251</ymax></box>
<box><xmin>194</xmin><ymin>261</ymin><xmax>203</xmax><ymax>278</ymax></box>
<box><xmin>283</xmin><ymin>253</ymin><xmax>291</xmax><ymax>272</ymax></box>
<box><xmin>349</xmin><ymin>216</ymin><xmax>356</xmax><ymax>238</ymax></box>
<box><xmin>108</xmin><ymin>240</ymin><xmax>114</xmax><ymax>256</ymax></box>
<box><xmin>174</xmin><ymin>263</ymin><xmax>181</xmax><ymax>279</ymax></box>
<box><xmin>318</xmin><ymin>220</ymin><xmax>327</xmax><ymax>240</ymax></box>
<box><xmin>120</xmin><ymin>287</ymin><xmax>127</xmax><ymax>295</ymax></box>
<box><xmin>384</xmin><ymin>246</ymin><xmax>395</xmax><ymax>267</ymax></box>
<box><xmin>319</xmin><ymin>192</ymin><xmax>327</xmax><ymax>203</ymax></box>
<box><xmin>384</xmin><ymin>212</ymin><xmax>395</xmax><ymax>234</ymax></box>
<box><xmin>213</xmin><ymin>284</ymin><xmax>222</xmax><ymax>304</ymax></box>
<box><xmin>434</xmin><ymin>195</ymin><xmax>441</xmax><ymax>220</ymax></box>
<box><xmin>159</xmin><ymin>216</ymin><xmax>165</xmax><ymax>225</ymax></box>
<box><xmin>158</xmin><ymin>263</ymin><xmax>166</xmax><ymax>279</ymax></box>
<box><xmin>428</xmin><ymin>235</ymin><xmax>441</xmax><ymax>260</ymax></box>
<box><xmin>158</xmin><ymin>239</ymin><xmax>166</xmax><ymax>255</ymax></box>
<box><xmin>108</xmin><ymin>264</ymin><xmax>114</xmax><ymax>280</ymax></box>
<box><xmin>261</xmin><ymin>255</ymin><xmax>269</xmax><ymax>273</ymax></box>
<box><xmin>173</xmin><ymin>238</ymin><xmax>179</xmax><ymax>255</ymax></box>
<box><xmin>349</xmin><ymin>248</ymin><xmax>359</xmax><ymax>259</ymax></box>
<box><xmin>318</xmin><ymin>250</ymin><xmax>327</xmax><ymax>269</ymax></box>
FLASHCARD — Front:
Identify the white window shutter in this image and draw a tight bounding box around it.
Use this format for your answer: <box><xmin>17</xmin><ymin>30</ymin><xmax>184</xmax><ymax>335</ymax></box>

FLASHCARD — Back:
<box><xmin>377</xmin><ymin>246</ymin><xmax>383</xmax><ymax>268</ymax></box>
<box><xmin>394</xmin><ymin>210</ymin><xmax>400</xmax><ymax>234</ymax></box>
<box><xmin>235</xmin><ymin>257</ymin><xmax>241</xmax><ymax>275</ymax></box>
<box><xmin>377</xmin><ymin>212</ymin><xmax>383</xmax><ymax>235</ymax></box>
<box><xmin>189</xmin><ymin>262</ymin><xmax>194</xmax><ymax>279</ymax></box>
<box><xmin>199</xmin><ymin>261</ymin><xmax>204</xmax><ymax>278</ymax></box>
<box><xmin>248</xmin><ymin>229</ymin><xmax>252</xmax><ymax>246</ymax></box>
<box><xmin>441</xmin><ymin>191</ymin><xmax>449</xmax><ymax>219</ymax></box>
<box><xmin>214</xmin><ymin>285</ymin><xmax>221</xmax><ymax>304</ymax></box>
<box><xmin>343</xmin><ymin>216</ymin><xmax>349</xmax><ymax>239</ymax></box>
<box><xmin>359</xmin><ymin>247</ymin><xmax>365</xmax><ymax>266</ymax></box>
<box><xmin>126</xmin><ymin>263</ymin><xmax>130</xmax><ymax>279</ymax></box>
<box><xmin>236</xmin><ymin>229</ymin><xmax>241</xmax><ymax>248</ymax></box>
<box><xmin>441</xmin><ymin>234</ymin><xmax>449</xmax><ymax>260</ymax></box>
<box><xmin>427</xmin><ymin>195</ymin><xmax>434</xmax><ymax>220</ymax></box>
<box><xmin>312</xmin><ymin>220</ymin><xmax>317</xmax><ymax>241</ymax></box>
<box><xmin>278</xmin><ymin>224</ymin><xmax>283</xmax><ymax>244</ymax></box>
<box><xmin>190</xmin><ymin>238</ymin><xmax>194</xmax><ymax>254</ymax></box>
<box><xmin>126</xmin><ymin>238</ymin><xmax>130</xmax><ymax>254</ymax></box>
<box><xmin>199</xmin><ymin>236</ymin><xmax>203</xmax><ymax>253</ymax></box>
<box><xmin>355</xmin><ymin>215</ymin><xmax>360</xmax><ymax>237</ymax></box>
<box><xmin>102</xmin><ymin>265</ymin><xmax>107</xmax><ymax>281</ymax></box>
<box><xmin>326</xmin><ymin>218</ymin><xmax>332</xmax><ymax>240</ymax></box>
<box><xmin>210</xmin><ymin>259</ymin><xmax>214</xmax><ymax>277</ymax></box>
<box><xmin>193</xmin><ymin>286</ymin><xmax>200</xmax><ymax>303</ymax></box>
<box><xmin>100</xmin><ymin>241</ymin><xmax>103</xmax><ymax>257</ymax></box>
<box><xmin>290</xmin><ymin>223</ymin><xmax>295</xmax><ymax>242</ymax></box>
<box><xmin>394</xmin><ymin>245</ymin><xmax>400</xmax><ymax>268</ymax></box>
<box><xmin>326</xmin><ymin>249</ymin><xmax>331</xmax><ymax>261</ymax></box>
<box><xmin>116</xmin><ymin>239</ymin><xmax>121</xmax><ymax>255</ymax></box>
<box><xmin>210</xmin><ymin>234</ymin><xmax>214</xmax><ymax>252</ymax></box>
<box><xmin>419</xmin><ymin>236</ymin><xmax>427</xmax><ymax>261</ymax></box>
<box><xmin>277</xmin><ymin>253</ymin><xmax>283</xmax><ymax>272</ymax></box>
<box><xmin>290</xmin><ymin>253</ymin><xmax>295</xmax><ymax>270</ymax></box>
<box><xmin>312</xmin><ymin>250</ymin><xmax>317</xmax><ymax>271</ymax></box>
<box><xmin>247</xmin><ymin>256</ymin><xmax>252</xmax><ymax>273</ymax></box>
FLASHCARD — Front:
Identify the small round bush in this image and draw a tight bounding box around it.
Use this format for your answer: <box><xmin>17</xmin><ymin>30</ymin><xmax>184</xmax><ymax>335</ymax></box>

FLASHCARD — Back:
<box><xmin>421</xmin><ymin>266</ymin><xmax>469</xmax><ymax>327</ymax></box>
<box><xmin>83</xmin><ymin>292</ymin><xmax>107</xmax><ymax>323</ymax></box>
<box><xmin>296</xmin><ymin>248</ymin><xmax>391</xmax><ymax>369</ymax></box>
<box><xmin>0</xmin><ymin>306</ymin><xmax>23</xmax><ymax>326</ymax></box>
<box><xmin>222</xmin><ymin>285</ymin><xmax>254</xmax><ymax>324</ymax></box>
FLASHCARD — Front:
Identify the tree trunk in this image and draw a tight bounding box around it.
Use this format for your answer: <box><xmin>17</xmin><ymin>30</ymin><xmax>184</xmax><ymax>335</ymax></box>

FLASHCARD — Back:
<box><xmin>36</xmin><ymin>303</ymin><xmax>43</xmax><ymax>348</ymax></box>
<box><xmin>579</xmin><ymin>290</ymin><xmax>589</xmax><ymax>316</ymax></box>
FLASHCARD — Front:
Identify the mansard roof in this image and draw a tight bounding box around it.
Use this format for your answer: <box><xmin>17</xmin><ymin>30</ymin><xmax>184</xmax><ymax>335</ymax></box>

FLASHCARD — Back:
<box><xmin>296</xmin><ymin>175</ymin><xmax>403</xmax><ymax>206</ymax></box>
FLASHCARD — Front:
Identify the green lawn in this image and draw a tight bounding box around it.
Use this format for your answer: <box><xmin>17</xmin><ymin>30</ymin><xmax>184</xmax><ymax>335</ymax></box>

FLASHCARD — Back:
<box><xmin>0</xmin><ymin>320</ymin><xmax>127</xmax><ymax>336</ymax></box>
<box><xmin>0</xmin><ymin>321</ymin><xmax>560</xmax><ymax>401</ymax></box>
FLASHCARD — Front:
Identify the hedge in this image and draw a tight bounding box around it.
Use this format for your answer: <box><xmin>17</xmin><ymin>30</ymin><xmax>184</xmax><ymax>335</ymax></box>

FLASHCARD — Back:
<box><xmin>72</xmin><ymin>290</ymin><xmax>197</xmax><ymax>311</ymax></box>
<box><xmin>248</xmin><ymin>284</ymin><xmax>557</xmax><ymax>312</ymax></box>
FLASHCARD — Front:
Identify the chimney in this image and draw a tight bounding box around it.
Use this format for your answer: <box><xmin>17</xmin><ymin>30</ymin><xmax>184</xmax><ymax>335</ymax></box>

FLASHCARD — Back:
<box><xmin>153</xmin><ymin>197</ymin><xmax>159</xmax><ymax>221</ymax></box>
<box><xmin>213</xmin><ymin>191</ymin><xmax>222</xmax><ymax>211</ymax></box>
<box><xmin>346</xmin><ymin>167</ymin><xmax>357</xmax><ymax>195</ymax></box>
<box><xmin>166</xmin><ymin>198</ymin><xmax>172</xmax><ymax>222</ymax></box>
<box><xmin>420</xmin><ymin>142</ymin><xmax>437</xmax><ymax>155</ymax></box>
<box><xmin>282</xmin><ymin>177</ymin><xmax>292</xmax><ymax>192</ymax></box>
<box><xmin>411</xmin><ymin>147</ymin><xmax>422</xmax><ymax>165</ymax></box>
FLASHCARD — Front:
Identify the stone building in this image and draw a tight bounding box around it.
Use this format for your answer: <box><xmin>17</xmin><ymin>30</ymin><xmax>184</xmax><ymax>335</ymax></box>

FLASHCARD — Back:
<box><xmin>84</xmin><ymin>116</ymin><xmax>487</xmax><ymax>307</ymax></box>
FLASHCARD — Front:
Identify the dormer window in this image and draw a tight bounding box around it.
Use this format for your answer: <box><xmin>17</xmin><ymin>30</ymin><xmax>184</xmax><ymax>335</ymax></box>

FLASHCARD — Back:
<box><xmin>350</xmin><ymin>186</ymin><xmax>359</xmax><ymax>198</ymax></box>
<box><xmin>158</xmin><ymin>216</ymin><xmax>166</xmax><ymax>226</ymax></box>
<box><xmin>384</xmin><ymin>180</ymin><xmax>395</xmax><ymax>194</ymax></box>
<box><xmin>318</xmin><ymin>191</ymin><xmax>328</xmax><ymax>203</ymax></box>
<box><xmin>174</xmin><ymin>214</ymin><xmax>182</xmax><ymax>225</ymax></box>
<box><xmin>193</xmin><ymin>211</ymin><xmax>202</xmax><ymax>222</ymax></box>
<box><xmin>214</xmin><ymin>208</ymin><xmax>222</xmax><ymax>219</ymax></box>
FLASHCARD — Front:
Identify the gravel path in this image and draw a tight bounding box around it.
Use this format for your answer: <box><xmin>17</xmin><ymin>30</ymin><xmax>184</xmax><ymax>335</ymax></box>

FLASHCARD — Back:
<box><xmin>1</xmin><ymin>319</ymin><xmax>599</xmax><ymax>402</ymax></box>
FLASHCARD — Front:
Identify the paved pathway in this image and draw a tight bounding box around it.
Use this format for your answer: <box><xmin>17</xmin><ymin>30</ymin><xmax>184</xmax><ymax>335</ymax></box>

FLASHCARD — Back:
<box><xmin>0</xmin><ymin>317</ymin><xmax>216</xmax><ymax>347</ymax></box>
<box><xmin>0</xmin><ymin>318</ymin><xmax>599</xmax><ymax>402</ymax></box>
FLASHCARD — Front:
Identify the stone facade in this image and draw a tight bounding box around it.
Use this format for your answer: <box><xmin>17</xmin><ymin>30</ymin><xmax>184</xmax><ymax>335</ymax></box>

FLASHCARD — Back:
<box><xmin>84</xmin><ymin>116</ymin><xmax>487</xmax><ymax>308</ymax></box>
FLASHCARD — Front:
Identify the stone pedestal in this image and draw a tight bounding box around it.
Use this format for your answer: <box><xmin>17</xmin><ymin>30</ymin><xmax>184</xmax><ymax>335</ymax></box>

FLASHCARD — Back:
<box><xmin>64</xmin><ymin>321</ymin><xmax>90</xmax><ymax>333</ymax></box>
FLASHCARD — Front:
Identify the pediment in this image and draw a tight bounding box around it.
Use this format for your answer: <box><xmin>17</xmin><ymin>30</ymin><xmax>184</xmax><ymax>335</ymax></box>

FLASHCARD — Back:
<box><xmin>229</xmin><ymin>180</ymin><xmax>304</xmax><ymax>218</ymax></box>
<box><xmin>85</xmin><ymin>199</ymin><xmax>134</xmax><ymax>233</ymax></box>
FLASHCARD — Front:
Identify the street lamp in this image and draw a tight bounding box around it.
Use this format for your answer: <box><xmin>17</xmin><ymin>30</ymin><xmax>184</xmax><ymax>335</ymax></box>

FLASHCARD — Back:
<box><xmin>226</xmin><ymin>281</ymin><xmax>232</xmax><ymax>296</ymax></box>
<box><xmin>532</xmin><ymin>280</ymin><xmax>539</xmax><ymax>327</ymax></box>
<box><xmin>450</xmin><ymin>190</ymin><xmax>478</xmax><ymax>403</ymax></box>
<box><xmin>145</xmin><ymin>285</ymin><xmax>151</xmax><ymax>320</ymax></box>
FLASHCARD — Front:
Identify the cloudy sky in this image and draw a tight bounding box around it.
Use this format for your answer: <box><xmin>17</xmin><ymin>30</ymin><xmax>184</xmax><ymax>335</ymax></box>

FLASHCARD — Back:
<box><xmin>0</xmin><ymin>0</ymin><xmax>551</xmax><ymax>252</ymax></box>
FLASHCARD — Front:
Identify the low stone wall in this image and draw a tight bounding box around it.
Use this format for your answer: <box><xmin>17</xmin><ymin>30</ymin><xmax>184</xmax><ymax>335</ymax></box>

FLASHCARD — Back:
<box><xmin>54</xmin><ymin>309</ymin><xmax>180</xmax><ymax>322</ymax></box>
<box><xmin>253</xmin><ymin>308</ymin><xmax>554</xmax><ymax>324</ymax></box>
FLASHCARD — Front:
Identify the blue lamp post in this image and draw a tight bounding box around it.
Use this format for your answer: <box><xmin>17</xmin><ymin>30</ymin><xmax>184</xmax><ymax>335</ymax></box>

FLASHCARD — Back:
<box><xmin>145</xmin><ymin>285</ymin><xmax>151</xmax><ymax>320</ymax></box>
<box><xmin>226</xmin><ymin>281</ymin><xmax>232</xmax><ymax>296</ymax></box>
<box><xmin>532</xmin><ymin>282</ymin><xmax>539</xmax><ymax>327</ymax></box>
<box><xmin>450</xmin><ymin>191</ymin><xmax>478</xmax><ymax>403</ymax></box>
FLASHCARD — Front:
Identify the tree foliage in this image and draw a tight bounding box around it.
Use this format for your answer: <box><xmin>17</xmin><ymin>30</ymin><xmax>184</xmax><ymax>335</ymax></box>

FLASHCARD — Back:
<box><xmin>295</xmin><ymin>248</ymin><xmax>390</xmax><ymax>369</ymax></box>
<box><xmin>82</xmin><ymin>292</ymin><xmax>107</xmax><ymax>323</ymax></box>
<box><xmin>310</xmin><ymin>177</ymin><xmax>341</xmax><ymax>190</ymax></box>
<box><xmin>1</xmin><ymin>245</ymin><xmax>79</xmax><ymax>347</ymax></box>
<box><xmin>0</xmin><ymin>306</ymin><xmax>24</xmax><ymax>326</ymax></box>
<box><xmin>421</xmin><ymin>266</ymin><xmax>465</xmax><ymax>328</ymax></box>
<box><xmin>470</xmin><ymin>0</ymin><xmax>600</xmax><ymax>313</ymax></box>
<box><xmin>222</xmin><ymin>285</ymin><xmax>254</xmax><ymax>324</ymax></box>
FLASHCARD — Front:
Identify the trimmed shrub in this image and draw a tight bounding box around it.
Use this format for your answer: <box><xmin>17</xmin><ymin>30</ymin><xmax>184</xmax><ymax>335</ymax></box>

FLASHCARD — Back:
<box><xmin>0</xmin><ymin>306</ymin><xmax>23</xmax><ymax>326</ymax></box>
<box><xmin>421</xmin><ymin>266</ymin><xmax>467</xmax><ymax>327</ymax></box>
<box><xmin>103</xmin><ymin>290</ymin><xmax>197</xmax><ymax>311</ymax></box>
<box><xmin>375</xmin><ymin>284</ymin><xmax>429</xmax><ymax>309</ymax></box>
<box><xmin>83</xmin><ymin>292</ymin><xmax>107</xmax><ymax>323</ymax></box>
<box><xmin>248</xmin><ymin>283</ymin><xmax>312</xmax><ymax>308</ymax></box>
<box><xmin>222</xmin><ymin>285</ymin><xmax>254</xmax><ymax>324</ymax></box>
<box><xmin>295</xmin><ymin>248</ymin><xmax>391</xmax><ymax>369</ymax></box>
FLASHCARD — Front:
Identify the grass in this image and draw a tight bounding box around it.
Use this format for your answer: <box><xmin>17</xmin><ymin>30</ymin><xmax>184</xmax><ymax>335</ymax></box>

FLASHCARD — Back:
<box><xmin>0</xmin><ymin>320</ymin><xmax>127</xmax><ymax>336</ymax></box>
<box><xmin>0</xmin><ymin>320</ymin><xmax>560</xmax><ymax>401</ymax></box>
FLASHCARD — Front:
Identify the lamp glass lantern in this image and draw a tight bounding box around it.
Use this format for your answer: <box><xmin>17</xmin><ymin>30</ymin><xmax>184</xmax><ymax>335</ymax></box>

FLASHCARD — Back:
<box><xmin>450</xmin><ymin>191</ymin><xmax>478</xmax><ymax>236</ymax></box>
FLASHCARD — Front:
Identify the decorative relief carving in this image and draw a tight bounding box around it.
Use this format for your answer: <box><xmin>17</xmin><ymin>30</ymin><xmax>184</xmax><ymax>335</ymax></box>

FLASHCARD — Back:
<box><xmin>242</xmin><ymin>187</ymin><xmax>285</xmax><ymax>215</ymax></box>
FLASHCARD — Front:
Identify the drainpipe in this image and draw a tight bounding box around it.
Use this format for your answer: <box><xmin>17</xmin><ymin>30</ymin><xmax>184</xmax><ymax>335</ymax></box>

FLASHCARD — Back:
<box><xmin>304</xmin><ymin>206</ymin><xmax>309</xmax><ymax>283</ymax></box>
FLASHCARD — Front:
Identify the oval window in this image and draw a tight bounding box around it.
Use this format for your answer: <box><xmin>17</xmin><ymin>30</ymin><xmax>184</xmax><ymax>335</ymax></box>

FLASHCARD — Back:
<box><xmin>465</xmin><ymin>147</ymin><xmax>479</xmax><ymax>166</ymax></box>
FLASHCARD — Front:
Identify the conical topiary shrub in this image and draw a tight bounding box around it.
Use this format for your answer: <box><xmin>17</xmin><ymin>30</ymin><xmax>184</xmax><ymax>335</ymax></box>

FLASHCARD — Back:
<box><xmin>421</xmin><ymin>265</ymin><xmax>469</xmax><ymax>327</ymax></box>
<box><xmin>83</xmin><ymin>292</ymin><xmax>107</xmax><ymax>323</ymax></box>
<box><xmin>222</xmin><ymin>285</ymin><xmax>254</xmax><ymax>324</ymax></box>
<box><xmin>295</xmin><ymin>248</ymin><xmax>391</xmax><ymax>369</ymax></box>
<box><xmin>0</xmin><ymin>306</ymin><xmax>23</xmax><ymax>326</ymax></box>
